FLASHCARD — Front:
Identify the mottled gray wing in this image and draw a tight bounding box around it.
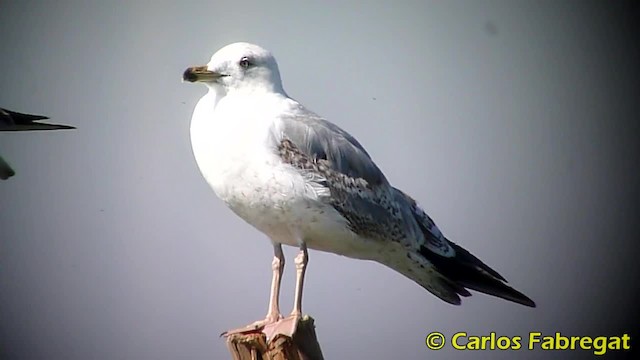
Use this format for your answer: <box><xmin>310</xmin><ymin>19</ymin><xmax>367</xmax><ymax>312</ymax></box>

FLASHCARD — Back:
<box><xmin>392</xmin><ymin>188</ymin><xmax>454</xmax><ymax>257</ymax></box>
<box><xmin>275</xmin><ymin>109</ymin><xmax>421</xmax><ymax>245</ymax></box>
<box><xmin>277</xmin><ymin>109</ymin><xmax>386</xmax><ymax>186</ymax></box>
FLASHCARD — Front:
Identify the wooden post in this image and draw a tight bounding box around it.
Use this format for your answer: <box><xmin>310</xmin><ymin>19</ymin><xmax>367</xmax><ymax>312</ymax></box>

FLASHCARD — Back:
<box><xmin>225</xmin><ymin>315</ymin><xmax>324</xmax><ymax>360</ymax></box>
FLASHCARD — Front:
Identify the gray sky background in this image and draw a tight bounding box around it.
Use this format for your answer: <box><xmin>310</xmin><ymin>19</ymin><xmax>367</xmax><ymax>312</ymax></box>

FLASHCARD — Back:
<box><xmin>1</xmin><ymin>1</ymin><xmax>638</xmax><ymax>359</ymax></box>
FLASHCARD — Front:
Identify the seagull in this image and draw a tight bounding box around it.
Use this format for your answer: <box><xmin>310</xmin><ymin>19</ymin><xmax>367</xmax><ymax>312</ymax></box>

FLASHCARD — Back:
<box><xmin>0</xmin><ymin>107</ymin><xmax>76</xmax><ymax>180</ymax></box>
<box><xmin>183</xmin><ymin>42</ymin><xmax>535</xmax><ymax>338</ymax></box>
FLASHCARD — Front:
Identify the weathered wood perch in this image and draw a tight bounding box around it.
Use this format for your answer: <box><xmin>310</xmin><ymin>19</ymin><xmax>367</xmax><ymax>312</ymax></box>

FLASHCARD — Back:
<box><xmin>225</xmin><ymin>315</ymin><xmax>324</xmax><ymax>360</ymax></box>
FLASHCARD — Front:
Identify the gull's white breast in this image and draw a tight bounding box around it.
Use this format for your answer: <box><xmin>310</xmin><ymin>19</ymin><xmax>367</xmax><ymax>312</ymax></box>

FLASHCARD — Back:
<box><xmin>189</xmin><ymin>91</ymin><xmax>377</xmax><ymax>257</ymax></box>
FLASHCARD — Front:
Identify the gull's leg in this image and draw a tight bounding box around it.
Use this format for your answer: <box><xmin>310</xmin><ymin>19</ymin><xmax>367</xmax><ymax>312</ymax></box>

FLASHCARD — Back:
<box><xmin>291</xmin><ymin>243</ymin><xmax>308</xmax><ymax>317</ymax></box>
<box><xmin>263</xmin><ymin>243</ymin><xmax>308</xmax><ymax>339</ymax></box>
<box><xmin>265</xmin><ymin>243</ymin><xmax>285</xmax><ymax>322</ymax></box>
<box><xmin>222</xmin><ymin>243</ymin><xmax>285</xmax><ymax>337</ymax></box>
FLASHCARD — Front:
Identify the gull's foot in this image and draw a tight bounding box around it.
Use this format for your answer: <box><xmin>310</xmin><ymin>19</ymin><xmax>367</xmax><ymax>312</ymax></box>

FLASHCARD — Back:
<box><xmin>262</xmin><ymin>313</ymin><xmax>302</xmax><ymax>341</ymax></box>
<box><xmin>221</xmin><ymin>315</ymin><xmax>284</xmax><ymax>337</ymax></box>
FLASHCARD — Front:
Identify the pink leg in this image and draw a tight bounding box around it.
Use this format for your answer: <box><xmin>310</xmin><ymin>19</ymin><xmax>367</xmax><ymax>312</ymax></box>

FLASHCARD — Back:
<box><xmin>291</xmin><ymin>243</ymin><xmax>308</xmax><ymax>316</ymax></box>
<box><xmin>266</xmin><ymin>243</ymin><xmax>285</xmax><ymax>321</ymax></box>
<box><xmin>263</xmin><ymin>244</ymin><xmax>308</xmax><ymax>340</ymax></box>
<box><xmin>222</xmin><ymin>243</ymin><xmax>285</xmax><ymax>337</ymax></box>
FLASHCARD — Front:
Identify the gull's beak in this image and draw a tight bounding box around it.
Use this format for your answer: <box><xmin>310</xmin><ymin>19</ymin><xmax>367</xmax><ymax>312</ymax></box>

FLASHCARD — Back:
<box><xmin>182</xmin><ymin>65</ymin><xmax>224</xmax><ymax>83</ymax></box>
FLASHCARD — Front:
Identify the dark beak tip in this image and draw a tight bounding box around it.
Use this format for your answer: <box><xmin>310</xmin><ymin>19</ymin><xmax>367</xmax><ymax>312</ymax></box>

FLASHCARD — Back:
<box><xmin>182</xmin><ymin>68</ymin><xmax>197</xmax><ymax>82</ymax></box>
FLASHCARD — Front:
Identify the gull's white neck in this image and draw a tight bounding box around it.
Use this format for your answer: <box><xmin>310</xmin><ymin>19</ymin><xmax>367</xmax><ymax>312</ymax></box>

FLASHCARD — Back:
<box><xmin>189</xmin><ymin>86</ymin><xmax>293</xmax><ymax>197</ymax></box>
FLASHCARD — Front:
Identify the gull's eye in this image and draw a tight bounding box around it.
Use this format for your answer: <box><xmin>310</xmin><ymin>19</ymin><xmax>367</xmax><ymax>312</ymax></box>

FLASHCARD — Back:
<box><xmin>239</xmin><ymin>57</ymin><xmax>252</xmax><ymax>69</ymax></box>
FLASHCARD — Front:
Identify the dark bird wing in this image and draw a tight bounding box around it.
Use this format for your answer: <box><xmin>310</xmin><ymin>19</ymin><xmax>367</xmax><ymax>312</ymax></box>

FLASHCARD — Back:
<box><xmin>0</xmin><ymin>155</ymin><xmax>15</xmax><ymax>180</ymax></box>
<box><xmin>0</xmin><ymin>108</ymin><xmax>75</xmax><ymax>131</ymax></box>
<box><xmin>0</xmin><ymin>107</ymin><xmax>76</xmax><ymax>180</ymax></box>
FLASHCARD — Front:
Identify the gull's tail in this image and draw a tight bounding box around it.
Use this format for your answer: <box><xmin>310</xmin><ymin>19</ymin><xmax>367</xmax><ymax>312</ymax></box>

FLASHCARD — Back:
<box><xmin>390</xmin><ymin>187</ymin><xmax>535</xmax><ymax>308</ymax></box>
<box><xmin>418</xmin><ymin>241</ymin><xmax>536</xmax><ymax>307</ymax></box>
<box><xmin>382</xmin><ymin>244</ymin><xmax>535</xmax><ymax>308</ymax></box>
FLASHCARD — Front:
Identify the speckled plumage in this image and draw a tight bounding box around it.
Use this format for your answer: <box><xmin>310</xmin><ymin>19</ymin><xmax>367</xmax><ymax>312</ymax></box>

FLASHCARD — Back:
<box><xmin>277</xmin><ymin>138</ymin><xmax>410</xmax><ymax>244</ymax></box>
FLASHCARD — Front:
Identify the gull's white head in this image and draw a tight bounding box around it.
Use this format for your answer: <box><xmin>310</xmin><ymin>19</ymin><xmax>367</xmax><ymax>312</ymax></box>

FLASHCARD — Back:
<box><xmin>183</xmin><ymin>42</ymin><xmax>284</xmax><ymax>95</ymax></box>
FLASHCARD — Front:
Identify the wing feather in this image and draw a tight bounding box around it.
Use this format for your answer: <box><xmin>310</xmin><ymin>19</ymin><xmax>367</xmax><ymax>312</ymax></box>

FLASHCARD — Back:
<box><xmin>275</xmin><ymin>109</ymin><xmax>420</xmax><ymax>245</ymax></box>
<box><xmin>271</xmin><ymin>106</ymin><xmax>535</xmax><ymax>307</ymax></box>
<box><xmin>0</xmin><ymin>108</ymin><xmax>75</xmax><ymax>131</ymax></box>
